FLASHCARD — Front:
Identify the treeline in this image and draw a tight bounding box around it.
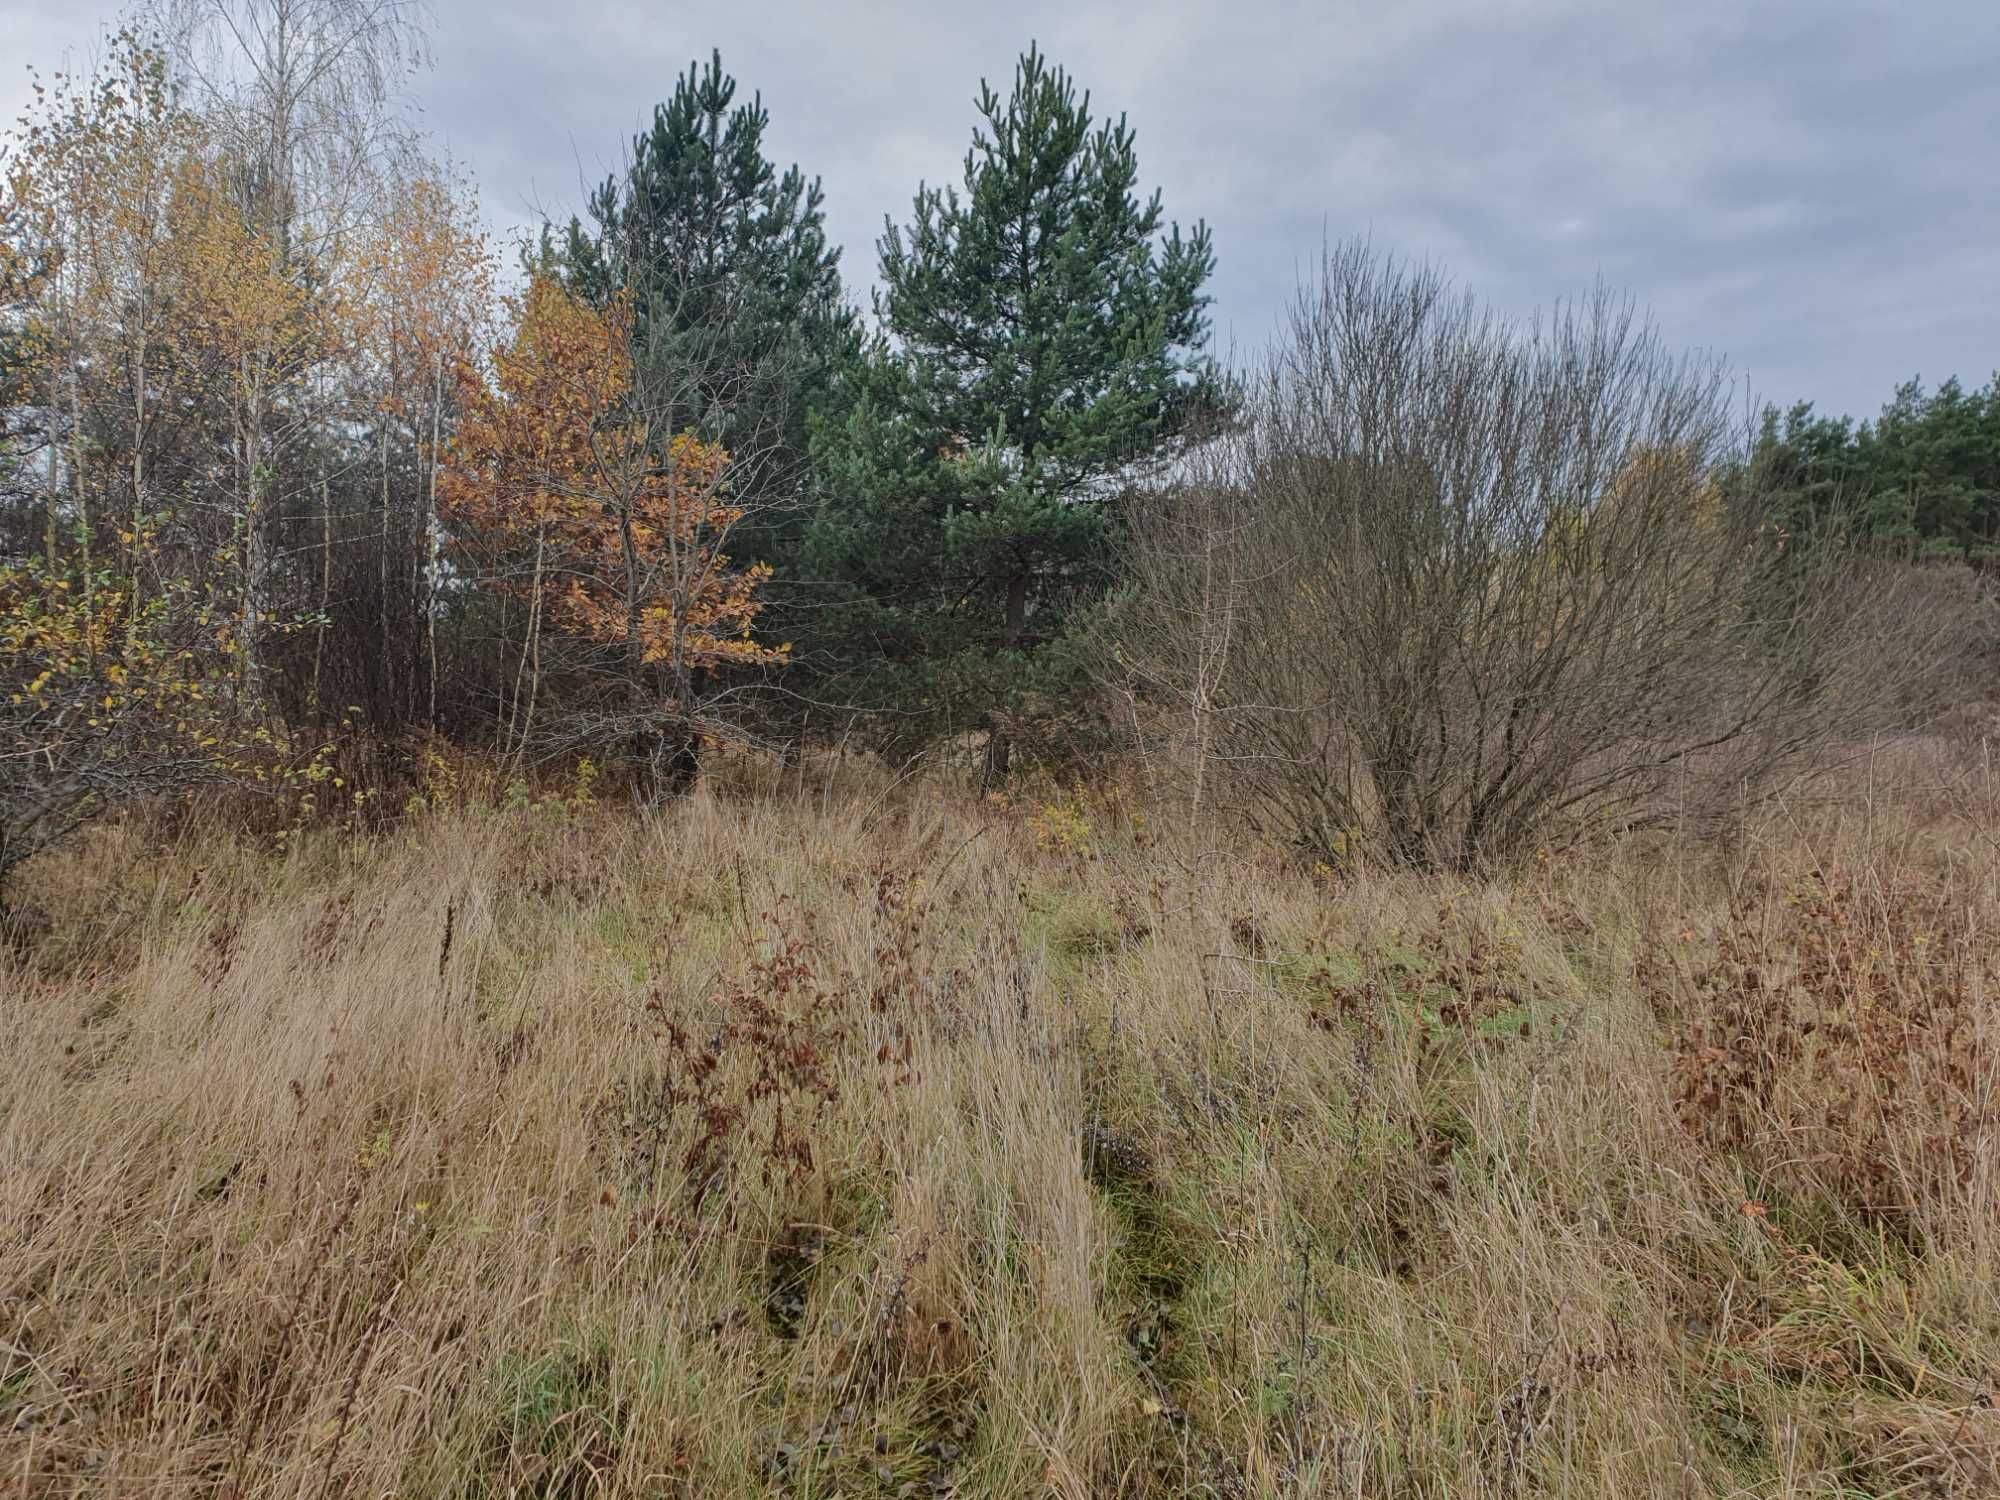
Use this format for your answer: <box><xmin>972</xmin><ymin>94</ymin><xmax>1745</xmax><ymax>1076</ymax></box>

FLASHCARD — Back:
<box><xmin>0</xmin><ymin>13</ymin><xmax>1218</xmax><ymax>876</ymax></box>
<box><xmin>0</xmin><ymin>3</ymin><xmax>1987</xmax><ymax>883</ymax></box>
<box><xmin>1750</xmin><ymin>377</ymin><xmax>2000</xmax><ymax>561</ymax></box>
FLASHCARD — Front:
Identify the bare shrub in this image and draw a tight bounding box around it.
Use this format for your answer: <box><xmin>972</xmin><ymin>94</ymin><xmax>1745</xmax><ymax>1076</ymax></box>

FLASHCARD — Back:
<box><xmin>1119</xmin><ymin>241</ymin><xmax>1977</xmax><ymax>867</ymax></box>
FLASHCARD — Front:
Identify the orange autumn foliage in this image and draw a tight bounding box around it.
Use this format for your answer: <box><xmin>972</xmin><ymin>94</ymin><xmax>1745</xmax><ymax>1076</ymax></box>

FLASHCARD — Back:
<box><xmin>441</xmin><ymin>276</ymin><xmax>782</xmax><ymax>679</ymax></box>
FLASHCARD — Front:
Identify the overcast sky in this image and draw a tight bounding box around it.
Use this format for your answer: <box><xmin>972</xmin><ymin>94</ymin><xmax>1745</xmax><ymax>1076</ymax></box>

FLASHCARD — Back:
<box><xmin>6</xmin><ymin>0</ymin><xmax>1996</xmax><ymax>420</ymax></box>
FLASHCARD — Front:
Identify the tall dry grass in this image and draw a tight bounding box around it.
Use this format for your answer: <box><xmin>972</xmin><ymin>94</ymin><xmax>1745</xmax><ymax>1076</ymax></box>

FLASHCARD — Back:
<box><xmin>2</xmin><ymin>743</ymin><xmax>1997</xmax><ymax>1497</ymax></box>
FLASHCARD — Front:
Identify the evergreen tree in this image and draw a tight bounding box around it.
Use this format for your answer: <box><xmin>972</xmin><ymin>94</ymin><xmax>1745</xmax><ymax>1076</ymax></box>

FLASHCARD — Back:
<box><xmin>558</xmin><ymin>51</ymin><xmax>852</xmax><ymax>473</ymax></box>
<box><xmin>1748</xmin><ymin>375</ymin><xmax>2000</xmax><ymax>561</ymax></box>
<box><xmin>808</xmin><ymin>44</ymin><xmax>1221</xmax><ymax>780</ymax></box>
<box><xmin>1862</xmin><ymin>376</ymin><xmax>2000</xmax><ymax>558</ymax></box>
<box><xmin>1747</xmin><ymin>401</ymin><xmax>1865</xmax><ymax>538</ymax></box>
<box><xmin>552</xmin><ymin>52</ymin><xmax>860</xmax><ymax>741</ymax></box>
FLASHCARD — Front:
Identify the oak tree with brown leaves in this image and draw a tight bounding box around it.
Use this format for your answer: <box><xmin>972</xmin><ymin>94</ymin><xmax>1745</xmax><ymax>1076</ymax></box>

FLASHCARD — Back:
<box><xmin>442</xmin><ymin>275</ymin><xmax>782</xmax><ymax>795</ymax></box>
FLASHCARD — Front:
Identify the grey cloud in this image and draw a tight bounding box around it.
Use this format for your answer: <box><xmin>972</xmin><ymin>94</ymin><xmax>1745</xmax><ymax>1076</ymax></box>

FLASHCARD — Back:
<box><xmin>6</xmin><ymin>0</ymin><xmax>1995</xmax><ymax>417</ymax></box>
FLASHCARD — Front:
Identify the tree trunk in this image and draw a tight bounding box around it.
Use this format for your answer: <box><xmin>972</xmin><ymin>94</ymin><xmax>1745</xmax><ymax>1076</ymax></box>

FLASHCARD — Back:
<box><xmin>128</xmin><ymin>325</ymin><xmax>147</xmax><ymax>654</ymax></box>
<box><xmin>309</xmin><ymin>466</ymin><xmax>330</xmax><ymax>714</ymax></box>
<box><xmin>380</xmin><ymin>418</ymin><xmax>393</xmax><ymax>715</ymax></box>
<box><xmin>507</xmin><ymin>529</ymin><xmax>547</xmax><ymax>773</ymax></box>
<box><xmin>238</xmin><ymin>369</ymin><xmax>269</xmax><ymax>709</ymax></box>
<box><xmin>425</xmin><ymin>354</ymin><xmax>444</xmax><ymax>732</ymax></box>
<box><xmin>652</xmin><ymin>723</ymin><xmax>701</xmax><ymax>800</ymax></box>
<box><xmin>70</xmin><ymin>354</ymin><xmax>90</xmax><ymax>634</ymax></box>
<box><xmin>981</xmin><ymin>569</ymin><xmax>1029</xmax><ymax>789</ymax></box>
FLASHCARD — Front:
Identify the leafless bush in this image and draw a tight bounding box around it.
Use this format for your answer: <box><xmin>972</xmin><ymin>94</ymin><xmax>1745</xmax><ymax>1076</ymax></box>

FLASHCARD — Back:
<box><xmin>1120</xmin><ymin>242</ymin><xmax>1978</xmax><ymax>867</ymax></box>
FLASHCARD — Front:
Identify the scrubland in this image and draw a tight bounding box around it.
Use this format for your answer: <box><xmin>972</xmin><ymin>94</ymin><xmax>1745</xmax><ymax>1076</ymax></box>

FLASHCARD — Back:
<box><xmin>3</xmin><ymin>743</ymin><xmax>1998</xmax><ymax>1498</ymax></box>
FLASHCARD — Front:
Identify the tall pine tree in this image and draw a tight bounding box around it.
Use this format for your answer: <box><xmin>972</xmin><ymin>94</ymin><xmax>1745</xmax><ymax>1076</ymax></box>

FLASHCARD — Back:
<box><xmin>808</xmin><ymin>44</ymin><xmax>1220</xmax><ymax>780</ymax></box>
<box><xmin>557</xmin><ymin>50</ymin><xmax>853</xmax><ymax>480</ymax></box>
<box><xmin>554</xmin><ymin>53</ymin><xmax>858</xmax><ymax>744</ymax></box>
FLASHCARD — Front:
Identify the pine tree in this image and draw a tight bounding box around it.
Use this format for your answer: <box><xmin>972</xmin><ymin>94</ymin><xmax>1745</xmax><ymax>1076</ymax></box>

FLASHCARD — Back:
<box><xmin>554</xmin><ymin>51</ymin><xmax>857</xmax><ymax>743</ymax></box>
<box><xmin>556</xmin><ymin>50</ymin><xmax>853</xmax><ymax>500</ymax></box>
<box><xmin>808</xmin><ymin>44</ymin><xmax>1221</xmax><ymax>781</ymax></box>
<box><xmin>1748</xmin><ymin>375</ymin><xmax>2000</xmax><ymax>562</ymax></box>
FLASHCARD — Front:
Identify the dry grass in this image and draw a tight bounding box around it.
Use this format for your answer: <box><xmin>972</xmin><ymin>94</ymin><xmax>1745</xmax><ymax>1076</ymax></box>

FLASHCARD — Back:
<box><xmin>2</xmin><ymin>745</ymin><xmax>1998</xmax><ymax>1497</ymax></box>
